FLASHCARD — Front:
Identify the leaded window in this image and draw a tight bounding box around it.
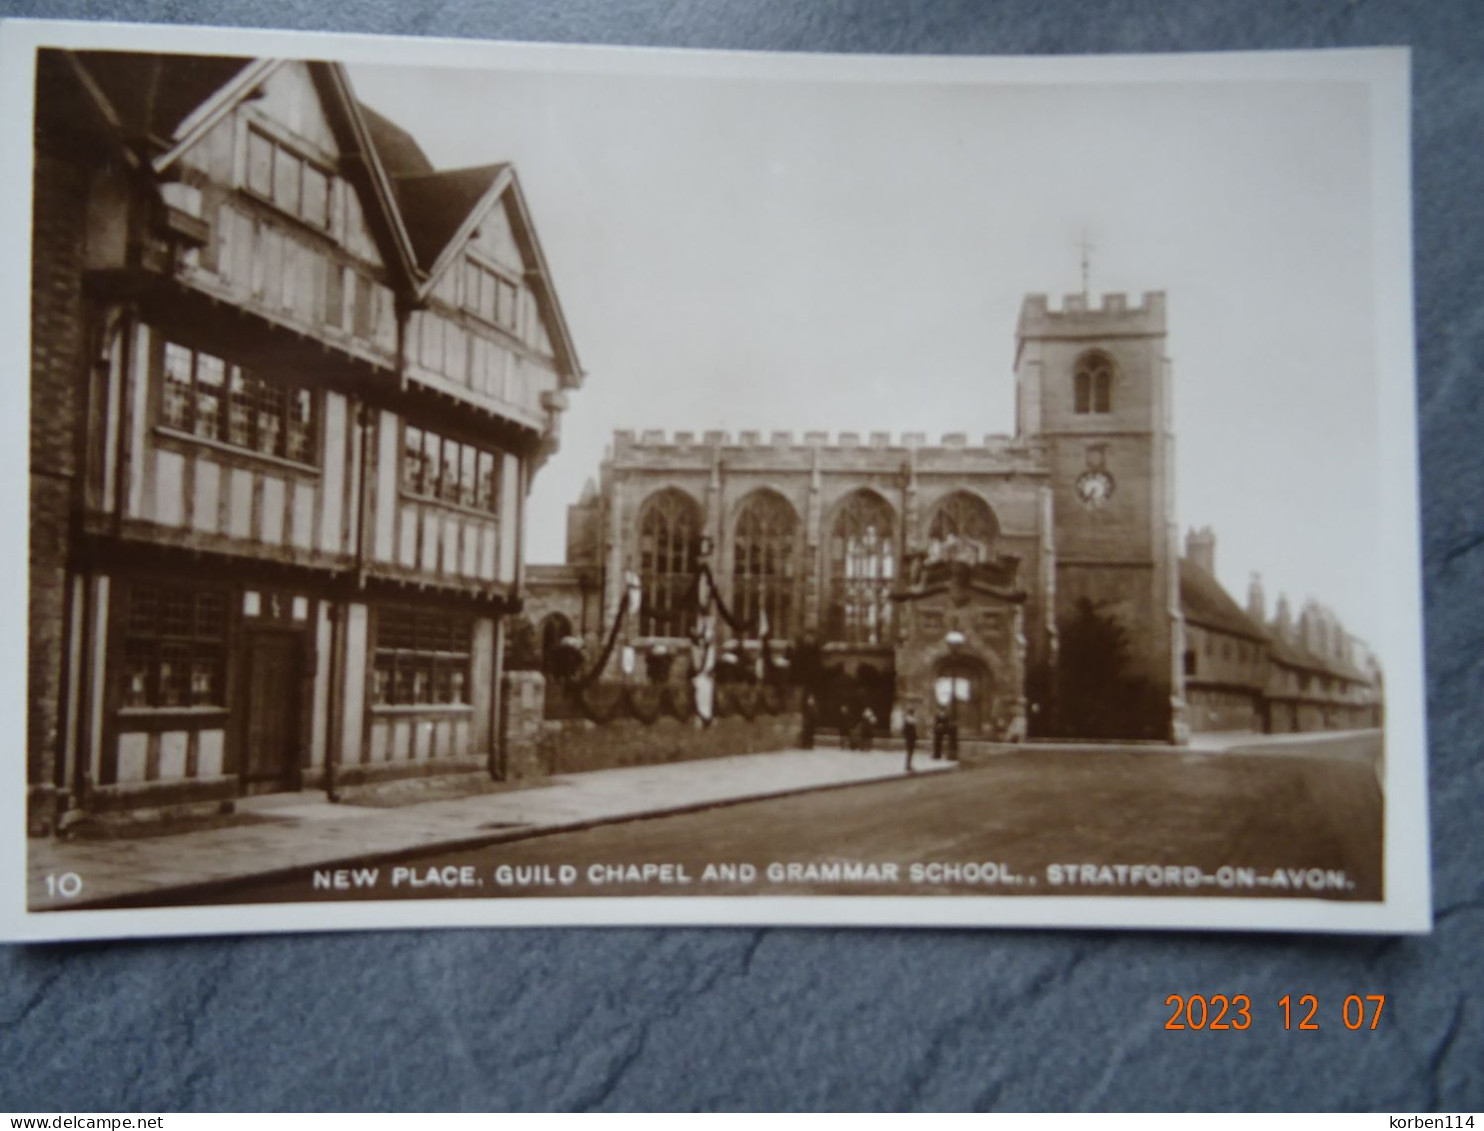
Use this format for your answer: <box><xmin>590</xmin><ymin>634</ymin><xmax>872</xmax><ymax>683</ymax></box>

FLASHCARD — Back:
<box><xmin>1074</xmin><ymin>351</ymin><xmax>1114</xmax><ymax>414</ymax></box>
<box><xmin>402</xmin><ymin>425</ymin><xmax>500</xmax><ymax>514</ymax></box>
<box><xmin>159</xmin><ymin>340</ymin><xmax>317</xmax><ymax>465</ymax></box>
<box><xmin>732</xmin><ymin>490</ymin><xmax>797</xmax><ymax>637</ymax></box>
<box><xmin>638</xmin><ymin>489</ymin><xmax>702</xmax><ymax>638</ymax></box>
<box><xmin>462</xmin><ymin>256</ymin><xmax>520</xmax><ymax>333</ymax></box>
<box><xmin>826</xmin><ymin>490</ymin><xmax>896</xmax><ymax>645</ymax></box>
<box><xmin>245</xmin><ymin>126</ymin><xmax>333</xmax><ymax>232</ymax></box>
<box><xmin>371</xmin><ymin>607</ymin><xmax>471</xmax><ymax>706</ymax></box>
<box><xmin>926</xmin><ymin>491</ymin><xmax>999</xmax><ymax>564</ymax></box>
<box><xmin>120</xmin><ymin>585</ymin><xmax>228</xmax><ymax>709</ymax></box>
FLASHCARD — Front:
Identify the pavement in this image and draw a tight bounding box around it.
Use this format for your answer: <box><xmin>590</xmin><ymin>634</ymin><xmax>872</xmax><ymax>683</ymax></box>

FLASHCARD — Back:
<box><xmin>27</xmin><ymin>747</ymin><xmax>956</xmax><ymax>911</ymax></box>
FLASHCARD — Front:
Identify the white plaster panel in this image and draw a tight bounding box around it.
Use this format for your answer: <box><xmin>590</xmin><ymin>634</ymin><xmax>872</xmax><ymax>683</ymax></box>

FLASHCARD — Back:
<box><xmin>499</xmin><ymin>453</ymin><xmax>520</xmax><ymax>581</ymax></box>
<box><xmin>228</xmin><ymin>469</ymin><xmax>253</xmax><ymax>538</ymax></box>
<box><xmin>373</xmin><ymin>410</ymin><xmax>398</xmax><ymax>561</ymax></box>
<box><xmin>197</xmin><ymin>729</ymin><xmax>225</xmax><ymax>777</ymax></box>
<box><xmin>116</xmin><ymin>733</ymin><xmax>148</xmax><ymax>783</ymax></box>
<box><xmin>291</xmin><ymin>482</ymin><xmax>315</xmax><ymax>550</ymax></box>
<box><xmin>309</xmin><ymin>602</ymin><xmax>330</xmax><ymax>767</ymax></box>
<box><xmin>157</xmin><ymin>731</ymin><xmax>188</xmax><ymax>780</ymax></box>
<box><xmin>192</xmin><ymin>458</ymin><xmax>220</xmax><ymax>534</ymax></box>
<box><xmin>441</xmin><ymin>519</ymin><xmax>459</xmax><ymax>576</ymax></box>
<box><xmin>260</xmin><ymin>476</ymin><xmax>285</xmax><ymax>544</ymax></box>
<box><xmin>398</xmin><ymin>505</ymin><xmax>417</xmax><ymax>568</ymax></box>
<box><xmin>153</xmin><ymin>449</ymin><xmax>185</xmax><ymax>527</ymax></box>
<box><xmin>340</xmin><ymin>604</ymin><xmax>367</xmax><ymax>765</ymax></box>
<box><xmin>420</xmin><ymin>512</ymin><xmax>440</xmax><ymax>573</ymax></box>
<box><xmin>320</xmin><ymin>393</ymin><xmax>346</xmax><ymax>554</ymax></box>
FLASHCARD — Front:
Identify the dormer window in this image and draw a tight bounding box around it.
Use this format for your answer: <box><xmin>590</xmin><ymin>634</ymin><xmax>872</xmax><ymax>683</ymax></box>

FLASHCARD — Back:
<box><xmin>246</xmin><ymin>126</ymin><xmax>333</xmax><ymax>232</ymax></box>
<box><xmin>1074</xmin><ymin>351</ymin><xmax>1114</xmax><ymax>414</ymax></box>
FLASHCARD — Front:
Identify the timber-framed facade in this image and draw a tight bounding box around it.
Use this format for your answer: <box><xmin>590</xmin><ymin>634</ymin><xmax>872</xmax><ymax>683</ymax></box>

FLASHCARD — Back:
<box><xmin>28</xmin><ymin>50</ymin><xmax>582</xmax><ymax>833</ymax></box>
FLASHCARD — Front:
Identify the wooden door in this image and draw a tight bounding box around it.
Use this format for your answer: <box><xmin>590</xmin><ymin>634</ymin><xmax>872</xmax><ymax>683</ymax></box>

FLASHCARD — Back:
<box><xmin>238</xmin><ymin>630</ymin><xmax>303</xmax><ymax>793</ymax></box>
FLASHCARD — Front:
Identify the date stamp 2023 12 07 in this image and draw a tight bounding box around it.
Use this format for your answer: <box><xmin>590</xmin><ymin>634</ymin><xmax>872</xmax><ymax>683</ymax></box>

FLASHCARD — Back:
<box><xmin>1163</xmin><ymin>993</ymin><xmax>1388</xmax><ymax>1032</ymax></box>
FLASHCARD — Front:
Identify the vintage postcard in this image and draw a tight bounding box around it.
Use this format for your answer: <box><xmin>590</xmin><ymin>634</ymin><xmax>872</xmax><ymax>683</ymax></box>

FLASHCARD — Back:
<box><xmin>0</xmin><ymin>19</ymin><xmax>1427</xmax><ymax>940</ymax></box>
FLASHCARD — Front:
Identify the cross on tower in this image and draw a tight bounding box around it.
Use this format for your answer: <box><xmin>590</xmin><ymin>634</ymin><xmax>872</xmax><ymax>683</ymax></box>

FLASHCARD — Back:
<box><xmin>1077</xmin><ymin>228</ymin><xmax>1096</xmax><ymax>302</ymax></box>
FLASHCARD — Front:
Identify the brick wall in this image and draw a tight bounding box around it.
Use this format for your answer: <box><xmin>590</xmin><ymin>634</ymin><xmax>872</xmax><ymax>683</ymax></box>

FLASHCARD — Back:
<box><xmin>28</xmin><ymin>150</ymin><xmax>90</xmax><ymax>832</ymax></box>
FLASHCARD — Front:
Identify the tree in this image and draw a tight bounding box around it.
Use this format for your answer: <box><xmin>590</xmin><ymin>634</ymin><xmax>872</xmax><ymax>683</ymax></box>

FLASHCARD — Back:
<box><xmin>502</xmin><ymin>614</ymin><xmax>541</xmax><ymax>672</ymax></box>
<box><xmin>1055</xmin><ymin>597</ymin><xmax>1160</xmax><ymax>739</ymax></box>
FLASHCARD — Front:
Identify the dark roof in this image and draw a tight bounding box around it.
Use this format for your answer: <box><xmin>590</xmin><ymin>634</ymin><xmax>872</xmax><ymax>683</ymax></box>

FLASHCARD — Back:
<box><xmin>358</xmin><ymin>101</ymin><xmax>435</xmax><ymax>178</ymax></box>
<box><xmin>72</xmin><ymin>51</ymin><xmax>251</xmax><ymax>149</ymax></box>
<box><xmin>392</xmin><ymin>164</ymin><xmax>508</xmax><ymax>270</ymax></box>
<box><xmin>1267</xmin><ymin>628</ymin><xmax>1369</xmax><ymax>683</ymax></box>
<box><xmin>1179</xmin><ymin>558</ymin><xmax>1267</xmax><ymax>642</ymax></box>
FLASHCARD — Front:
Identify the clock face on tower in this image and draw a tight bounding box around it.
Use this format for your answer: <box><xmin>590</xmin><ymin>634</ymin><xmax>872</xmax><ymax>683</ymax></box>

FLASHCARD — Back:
<box><xmin>1075</xmin><ymin>468</ymin><xmax>1115</xmax><ymax>508</ymax></box>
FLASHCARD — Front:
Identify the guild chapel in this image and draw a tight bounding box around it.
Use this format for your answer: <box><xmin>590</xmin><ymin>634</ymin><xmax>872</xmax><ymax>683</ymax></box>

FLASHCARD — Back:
<box><xmin>526</xmin><ymin>291</ymin><xmax>1382</xmax><ymax>742</ymax></box>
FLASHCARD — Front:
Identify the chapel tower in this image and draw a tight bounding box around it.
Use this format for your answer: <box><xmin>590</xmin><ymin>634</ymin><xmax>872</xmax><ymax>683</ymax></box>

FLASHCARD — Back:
<box><xmin>1014</xmin><ymin>291</ymin><xmax>1186</xmax><ymax>741</ymax></box>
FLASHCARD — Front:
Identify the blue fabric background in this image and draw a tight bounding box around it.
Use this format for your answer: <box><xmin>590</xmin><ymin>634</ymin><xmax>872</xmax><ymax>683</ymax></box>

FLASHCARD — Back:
<box><xmin>2</xmin><ymin>0</ymin><xmax>1480</xmax><ymax>1112</ymax></box>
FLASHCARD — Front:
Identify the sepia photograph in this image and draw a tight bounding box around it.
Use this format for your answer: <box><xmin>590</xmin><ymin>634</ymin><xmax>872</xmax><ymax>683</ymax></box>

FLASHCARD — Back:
<box><xmin>2</xmin><ymin>21</ymin><xmax>1426</xmax><ymax>939</ymax></box>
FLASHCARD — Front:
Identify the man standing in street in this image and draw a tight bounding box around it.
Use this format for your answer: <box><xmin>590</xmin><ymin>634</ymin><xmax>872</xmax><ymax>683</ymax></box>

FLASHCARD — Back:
<box><xmin>902</xmin><ymin>708</ymin><xmax>919</xmax><ymax>772</ymax></box>
<box><xmin>933</xmin><ymin>706</ymin><xmax>950</xmax><ymax>759</ymax></box>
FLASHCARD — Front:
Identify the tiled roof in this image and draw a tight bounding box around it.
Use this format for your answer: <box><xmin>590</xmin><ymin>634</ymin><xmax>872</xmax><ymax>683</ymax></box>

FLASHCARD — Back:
<box><xmin>392</xmin><ymin>164</ymin><xmax>508</xmax><ymax>270</ymax></box>
<box><xmin>73</xmin><ymin>51</ymin><xmax>251</xmax><ymax>148</ymax></box>
<box><xmin>1267</xmin><ymin>629</ymin><xmax>1369</xmax><ymax>684</ymax></box>
<box><xmin>358</xmin><ymin>101</ymin><xmax>435</xmax><ymax>178</ymax></box>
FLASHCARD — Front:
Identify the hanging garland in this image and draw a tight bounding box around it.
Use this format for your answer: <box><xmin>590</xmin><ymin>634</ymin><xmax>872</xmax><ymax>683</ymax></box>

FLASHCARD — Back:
<box><xmin>558</xmin><ymin>554</ymin><xmax>793</xmax><ymax>727</ymax></box>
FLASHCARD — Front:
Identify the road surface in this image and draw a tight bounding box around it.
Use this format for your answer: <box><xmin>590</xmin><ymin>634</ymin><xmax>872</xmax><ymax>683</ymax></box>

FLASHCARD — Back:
<box><xmin>181</xmin><ymin>731</ymin><xmax>1384</xmax><ymax>905</ymax></box>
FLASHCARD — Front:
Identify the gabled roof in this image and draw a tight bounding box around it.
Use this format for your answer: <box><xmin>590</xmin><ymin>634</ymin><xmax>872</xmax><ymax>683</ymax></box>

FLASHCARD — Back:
<box><xmin>1179</xmin><ymin>558</ymin><xmax>1267</xmax><ymax>642</ymax></box>
<box><xmin>70</xmin><ymin>51</ymin><xmax>252</xmax><ymax>153</ymax></box>
<box><xmin>392</xmin><ymin>164</ymin><xmax>510</xmax><ymax>271</ymax></box>
<box><xmin>47</xmin><ymin>51</ymin><xmax>583</xmax><ymax>389</ymax></box>
<box><xmin>357</xmin><ymin>101</ymin><xmax>435</xmax><ymax>178</ymax></box>
<box><xmin>404</xmin><ymin>166</ymin><xmax>585</xmax><ymax>387</ymax></box>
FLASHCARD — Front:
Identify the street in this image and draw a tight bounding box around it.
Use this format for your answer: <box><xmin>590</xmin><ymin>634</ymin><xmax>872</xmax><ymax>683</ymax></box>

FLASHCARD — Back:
<box><xmin>181</xmin><ymin>731</ymin><xmax>1384</xmax><ymax>905</ymax></box>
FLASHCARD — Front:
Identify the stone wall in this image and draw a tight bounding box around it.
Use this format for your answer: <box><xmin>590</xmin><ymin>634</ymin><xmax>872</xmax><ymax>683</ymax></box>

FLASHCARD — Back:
<box><xmin>538</xmin><ymin>712</ymin><xmax>802</xmax><ymax>776</ymax></box>
<box><xmin>500</xmin><ymin>669</ymin><xmax>801</xmax><ymax>778</ymax></box>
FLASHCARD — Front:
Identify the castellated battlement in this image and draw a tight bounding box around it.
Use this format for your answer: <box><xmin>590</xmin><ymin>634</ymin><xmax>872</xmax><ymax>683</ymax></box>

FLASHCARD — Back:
<box><xmin>1017</xmin><ymin>290</ymin><xmax>1167</xmax><ymax>338</ymax></box>
<box><xmin>612</xmin><ymin>428</ymin><xmax>1029</xmax><ymax>454</ymax></box>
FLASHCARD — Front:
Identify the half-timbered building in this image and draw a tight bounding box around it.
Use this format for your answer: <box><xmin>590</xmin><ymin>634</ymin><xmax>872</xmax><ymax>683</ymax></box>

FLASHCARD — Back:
<box><xmin>28</xmin><ymin>50</ymin><xmax>581</xmax><ymax>833</ymax></box>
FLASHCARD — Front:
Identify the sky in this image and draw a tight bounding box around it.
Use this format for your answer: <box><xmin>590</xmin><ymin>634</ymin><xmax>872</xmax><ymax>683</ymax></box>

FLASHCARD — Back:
<box><xmin>350</xmin><ymin>57</ymin><xmax>1385</xmax><ymax>649</ymax></box>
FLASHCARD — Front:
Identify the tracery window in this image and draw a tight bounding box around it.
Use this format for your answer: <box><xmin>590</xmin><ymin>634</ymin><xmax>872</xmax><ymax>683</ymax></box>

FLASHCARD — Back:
<box><xmin>732</xmin><ymin>491</ymin><xmax>797</xmax><ymax>637</ymax></box>
<box><xmin>825</xmin><ymin>490</ymin><xmax>896</xmax><ymax>645</ymax></box>
<box><xmin>1073</xmin><ymin>351</ymin><xmax>1114</xmax><ymax>414</ymax></box>
<box><xmin>638</xmin><ymin>489</ymin><xmax>702</xmax><ymax>638</ymax></box>
<box><xmin>926</xmin><ymin>491</ymin><xmax>999</xmax><ymax>564</ymax></box>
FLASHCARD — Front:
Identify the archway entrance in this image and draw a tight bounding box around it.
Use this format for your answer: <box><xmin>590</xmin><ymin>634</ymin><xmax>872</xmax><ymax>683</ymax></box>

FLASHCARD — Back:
<box><xmin>933</xmin><ymin>655</ymin><xmax>991</xmax><ymax>737</ymax></box>
<box><xmin>818</xmin><ymin>660</ymin><xmax>895</xmax><ymax>740</ymax></box>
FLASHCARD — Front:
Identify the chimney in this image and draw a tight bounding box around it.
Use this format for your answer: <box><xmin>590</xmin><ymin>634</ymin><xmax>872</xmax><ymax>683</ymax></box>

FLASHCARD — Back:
<box><xmin>1246</xmin><ymin>572</ymin><xmax>1265</xmax><ymax>623</ymax></box>
<box><xmin>1185</xmin><ymin>526</ymin><xmax>1216</xmax><ymax>575</ymax></box>
<box><xmin>1274</xmin><ymin>594</ymin><xmax>1293</xmax><ymax>639</ymax></box>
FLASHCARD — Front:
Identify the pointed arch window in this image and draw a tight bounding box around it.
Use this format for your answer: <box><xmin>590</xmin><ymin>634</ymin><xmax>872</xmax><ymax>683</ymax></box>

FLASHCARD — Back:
<box><xmin>638</xmin><ymin>489</ymin><xmax>703</xmax><ymax>638</ymax></box>
<box><xmin>1074</xmin><ymin>352</ymin><xmax>1114</xmax><ymax>414</ymax></box>
<box><xmin>926</xmin><ymin>491</ymin><xmax>1000</xmax><ymax>564</ymax></box>
<box><xmin>733</xmin><ymin>491</ymin><xmax>798</xmax><ymax>638</ymax></box>
<box><xmin>826</xmin><ymin>491</ymin><xmax>896</xmax><ymax>645</ymax></box>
